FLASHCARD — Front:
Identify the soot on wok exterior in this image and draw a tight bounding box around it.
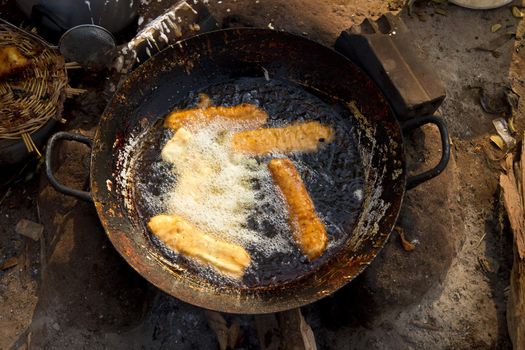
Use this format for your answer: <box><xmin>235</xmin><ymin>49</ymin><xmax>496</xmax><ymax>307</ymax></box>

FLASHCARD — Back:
<box><xmin>86</xmin><ymin>29</ymin><xmax>405</xmax><ymax>313</ymax></box>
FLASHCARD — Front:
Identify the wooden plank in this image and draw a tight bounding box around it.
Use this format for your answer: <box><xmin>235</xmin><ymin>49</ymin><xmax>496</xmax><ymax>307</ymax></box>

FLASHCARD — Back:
<box><xmin>501</xmin><ymin>134</ymin><xmax>525</xmax><ymax>350</ymax></box>
<box><xmin>508</xmin><ymin>247</ymin><xmax>525</xmax><ymax>350</ymax></box>
<box><xmin>500</xmin><ymin>159</ymin><xmax>525</xmax><ymax>259</ymax></box>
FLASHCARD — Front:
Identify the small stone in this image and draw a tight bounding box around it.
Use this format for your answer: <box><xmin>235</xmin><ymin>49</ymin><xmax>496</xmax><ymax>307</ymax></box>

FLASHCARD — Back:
<box><xmin>52</xmin><ymin>323</ymin><xmax>60</xmax><ymax>331</ymax></box>
<box><xmin>15</xmin><ymin>219</ymin><xmax>43</xmax><ymax>241</ymax></box>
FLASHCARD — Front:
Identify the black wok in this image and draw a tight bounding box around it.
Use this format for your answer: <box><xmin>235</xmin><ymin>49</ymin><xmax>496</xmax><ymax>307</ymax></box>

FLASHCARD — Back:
<box><xmin>45</xmin><ymin>28</ymin><xmax>449</xmax><ymax>313</ymax></box>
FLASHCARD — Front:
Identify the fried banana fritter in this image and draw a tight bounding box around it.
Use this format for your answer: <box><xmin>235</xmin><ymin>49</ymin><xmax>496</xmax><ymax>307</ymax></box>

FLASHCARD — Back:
<box><xmin>148</xmin><ymin>214</ymin><xmax>251</xmax><ymax>278</ymax></box>
<box><xmin>164</xmin><ymin>103</ymin><xmax>268</xmax><ymax>130</ymax></box>
<box><xmin>0</xmin><ymin>45</ymin><xmax>30</xmax><ymax>78</ymax></box>
<box><xmin>231</xmin><ymin>121</ymin><xmax>334</xmax><ymax>155</ymax></box>
<box><xmin>161</xmin><ymin>127</ymin><xmax>193</xmax><ymax>164</ymax></box>
<box><xmin>268</xmin><ymin>158</ymin><xmax>327</xmax><ymax>260</ymax></box>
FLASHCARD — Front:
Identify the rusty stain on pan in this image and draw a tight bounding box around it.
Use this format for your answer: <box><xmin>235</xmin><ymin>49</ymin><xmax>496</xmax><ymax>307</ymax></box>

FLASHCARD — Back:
<box><xmin>89</xmin><ymin>28</ymin><xmax>406</xmax><ymax>313</ymax></box>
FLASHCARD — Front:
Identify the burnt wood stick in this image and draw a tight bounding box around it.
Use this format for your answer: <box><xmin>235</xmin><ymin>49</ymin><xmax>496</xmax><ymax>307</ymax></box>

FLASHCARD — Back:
<box><xmin>255</xmin><ymin>309</ymin><xmax>317</xmax><ymax>350</ymax></box>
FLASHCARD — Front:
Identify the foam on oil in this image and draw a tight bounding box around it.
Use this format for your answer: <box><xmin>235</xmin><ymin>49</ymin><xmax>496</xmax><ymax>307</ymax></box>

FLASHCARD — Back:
<box><xmin>131</xmin><ymin>78</ymin><xmax>365</xmax><ymax>287</ymax></box>
<box><xmin>161</xmin><ymin>122</ymin><xmax>293</xmax><ymax>256</ymax></box>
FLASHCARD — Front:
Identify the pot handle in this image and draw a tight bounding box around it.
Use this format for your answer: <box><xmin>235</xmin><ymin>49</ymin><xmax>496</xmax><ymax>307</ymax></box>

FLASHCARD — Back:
<box><xmin>45</xmin><ymin>132</ymin><xmax>93</xmax><ymax>202</ymax></box>
<box><xmin>402</xmin><ymin>115</ymin><xmax>450</xmax><ymax>190</ymax></box>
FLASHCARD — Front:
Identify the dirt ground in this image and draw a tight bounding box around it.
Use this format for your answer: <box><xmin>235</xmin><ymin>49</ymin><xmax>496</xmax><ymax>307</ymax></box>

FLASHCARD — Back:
<box><xmin>1</xmin><ymin>0</ymin><xmax>524</xmax><ymax>349</ymax></box>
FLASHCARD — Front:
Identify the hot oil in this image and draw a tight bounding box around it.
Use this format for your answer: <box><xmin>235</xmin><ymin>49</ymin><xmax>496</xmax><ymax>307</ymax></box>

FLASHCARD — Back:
<box><xmin>132</xmin><ymin>78</ymin><xmax>364</xmax><ymax>288</ymax></box>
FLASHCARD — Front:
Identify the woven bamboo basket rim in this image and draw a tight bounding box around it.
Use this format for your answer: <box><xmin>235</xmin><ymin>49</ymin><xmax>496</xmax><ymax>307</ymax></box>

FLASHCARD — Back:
<box><xmin>0</xmin><ymin>24</ymin><xmax>69</xmax><ymax>140</ymax></box>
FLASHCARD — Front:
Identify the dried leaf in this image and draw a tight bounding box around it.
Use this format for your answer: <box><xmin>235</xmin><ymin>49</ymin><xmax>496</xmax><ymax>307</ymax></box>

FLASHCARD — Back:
<box><xmin>0</xmin><ymin>257</ymin><xmax>17</xmax><ymax>270</ymax></box>
<box><xmin>434</xmin><ymin>8</ymin><xmax>447</xmax><ymax>16</ymax></box>
<box><xmin>395</xmin><ymin>227</ymin><xmax>416</xmax><ymax>252</ymax></box>
<box><xmin>493</xmin><ymin>118</ymin><xmax>516</xmax><ymax>149</ymax></box>
<box><xmin>512</xmin><ymin>6</ymin><xmax>524</xmax><ymax>18</ymax></box>
<box><xmin>490</xmin><ymin>134</ymin><xmax>506</xmax><ymax>150</ymax></box>
<box><xmin>509</xmin><ymin>117</ymin><xmax>517</xmax><ymax>133</ymax></box>
<box><xmin>492</xmin><ymin>24</ymin><xmax>502</xmax><ymax>33</ymax></box>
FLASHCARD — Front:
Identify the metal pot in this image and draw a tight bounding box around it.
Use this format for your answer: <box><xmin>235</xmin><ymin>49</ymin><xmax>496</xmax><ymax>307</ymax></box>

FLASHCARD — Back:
<box><xmin>17</xmin><ymin>0</ymin><xmax>138</xmax><ymax>40</ymax></box>
<box><xmin>0</xmin><ymin>119</ymin><xmax>56</xmax><ymax>165</ymax></box>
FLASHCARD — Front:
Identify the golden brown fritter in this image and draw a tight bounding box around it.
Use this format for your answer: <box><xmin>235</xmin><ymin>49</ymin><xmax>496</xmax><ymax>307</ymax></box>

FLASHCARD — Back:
<box><xmin>0</xmin><ymin>45</ymin><xmax>30</xmax><ymax>78</ymax></box>
<box><xmin>148</xmin><ymin>214</ymin><xmax>251</xmax><ymax>278</ymax></box>
<box><xmin>231</xmin><ymin>121</ymin><xmax>334</xmax><ymax>155</ymax></box>
<box><xmin>164</xmin><ymin>103</ymin><xmax>268</xmax><ymax>130</ymax></box>
<box><xmin>268</xmin><ymin>158</ymin><xmax>327</xmax><ymax>260</ymax></box>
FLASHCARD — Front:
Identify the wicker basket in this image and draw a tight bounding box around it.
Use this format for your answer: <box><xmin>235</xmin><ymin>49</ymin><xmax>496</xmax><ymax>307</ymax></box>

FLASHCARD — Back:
<box><xmin>0</xmin><ymin>22</ymin><xmax>82</xmax><ymax>155</ymax></box>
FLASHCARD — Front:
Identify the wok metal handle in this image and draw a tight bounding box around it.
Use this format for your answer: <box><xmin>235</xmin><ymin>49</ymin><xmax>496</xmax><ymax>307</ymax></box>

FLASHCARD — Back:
<box><xmin>402</xmin><ymin>115</ymin><xmax>450</xmax><ymax>190</ymax></box>
<box><xmin>45</xmin><ymin>132</ymin><xmax>93</xmax><ymax>202</ymax></box>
